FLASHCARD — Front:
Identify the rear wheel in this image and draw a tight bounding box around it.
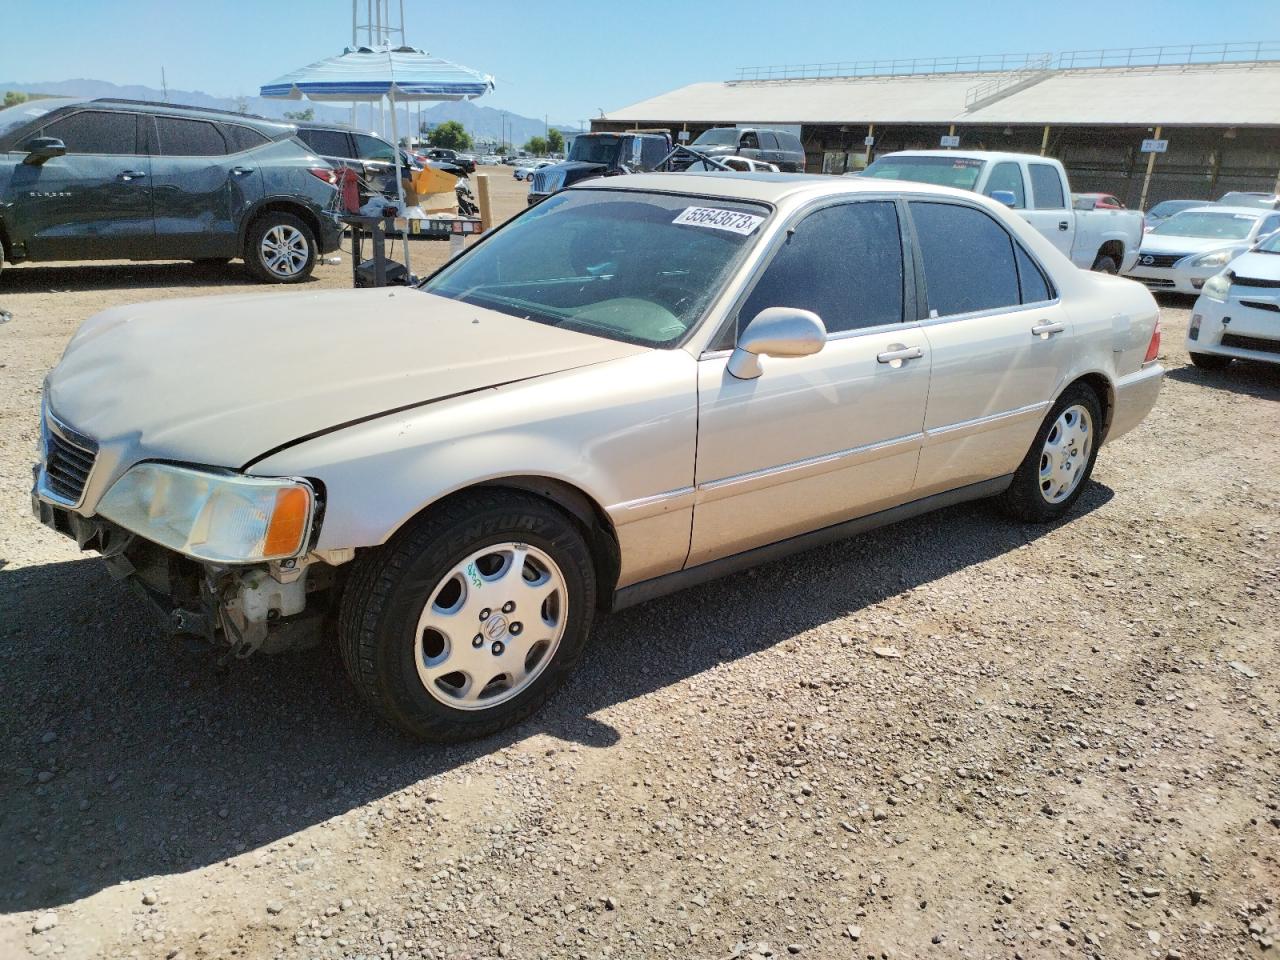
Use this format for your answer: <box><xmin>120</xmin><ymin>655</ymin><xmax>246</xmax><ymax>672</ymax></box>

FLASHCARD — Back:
<box><xmin>1091</xmin><ymin>254</ymin><xmax>1119</xmax><ymax>274</ymax></box>
<box><xmin>243</xmin><ymin>212</ymin><xmax>317</xmax><ymax>284</ymax></box>
<box><xmin>999</xmin><ymin>383</ymin><xmax>1102</xmax><ymax>522</ymax></box>
<box><xmin>1190</xmin><ymin>352</ymin><xmax>1231</xmax><ymax>371</ymax></box>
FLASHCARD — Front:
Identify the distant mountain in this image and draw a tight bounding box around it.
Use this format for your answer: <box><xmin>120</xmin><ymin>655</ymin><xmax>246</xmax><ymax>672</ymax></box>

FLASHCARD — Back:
<box><xmin>0</xmin><ymin>78</ymin><xmax>575</xmax><ymax>148</ymax></box>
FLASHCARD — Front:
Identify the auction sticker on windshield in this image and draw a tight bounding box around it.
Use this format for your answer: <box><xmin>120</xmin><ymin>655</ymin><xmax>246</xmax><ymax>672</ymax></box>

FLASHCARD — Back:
<box><xmin>673</xmin><ymin>206</ymin><xmax>765</xmax><ymax>235</ymax></box>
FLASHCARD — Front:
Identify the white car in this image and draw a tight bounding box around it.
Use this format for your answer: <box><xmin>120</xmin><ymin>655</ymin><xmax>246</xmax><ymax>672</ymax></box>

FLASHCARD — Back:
<box><xmin>1126</xmin><ymin>206</ymin><xmax>1280</xmax><ymax>294</ymax></box>
<box><xmin>514</xmin><ymin>161</ymin><xmax>553</xmax><ymax>181</ymax></box>
<box><xmin>682</xmin><ymin>156</ymin><xmax>780</xmax><ymax>173</ymax></box>
<box><xmin>1186</xmin><ymin>229</ymin><xmax>1280</xmax><ymax>369</ymax></box>
<box><xmin>32</xmin><ymin>173</ymin><xmax>1162</xmax><ymax>742</ymax></box>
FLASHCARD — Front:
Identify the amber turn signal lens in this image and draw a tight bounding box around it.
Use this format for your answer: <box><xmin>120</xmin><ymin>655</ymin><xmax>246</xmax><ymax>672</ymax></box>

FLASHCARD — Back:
<box><xmin>264</xmin><ymin>486</ymin><xmax>311</xmax><ymax>557</ymax></box>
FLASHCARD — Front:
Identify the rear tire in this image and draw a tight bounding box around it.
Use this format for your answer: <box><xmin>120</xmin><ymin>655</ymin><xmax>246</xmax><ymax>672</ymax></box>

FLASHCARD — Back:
<box><xmin>1190</xmin><ymin>352</ymin><xmax>1231</xmax><ymax>371</ymax></box>
<box><xmin>1091</xmin><ymin>254</ymin><xmax>1119</xmax><ymax>274</ymax></box>
<box><xmin>243</xmin><ymin>212</ymin><xmax>317</xmax><ymax>284</ymax></box>
<box><xmin>337</xmin><ymin>491</ymin><xmax>597</xmax><ymax>742</ymax></box>
<box><xmin>999</xmin><ymin>383</ymin><xmax>1103</xmax><ymax>523</ymax></box>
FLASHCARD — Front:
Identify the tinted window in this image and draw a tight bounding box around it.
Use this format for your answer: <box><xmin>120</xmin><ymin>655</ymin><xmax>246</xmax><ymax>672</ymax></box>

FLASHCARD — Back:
<box><xmin>740</xmin><ymin>201</ymin><xmax>904</xmax><ymax>335</ymax></box>
<box><xmin>299</xmin><ymin>128</ymin><xmax>353</xmax><ymax>158</ymax></box>
<box><xmin>639</xmin><ymin>137</ymin><xmax>667</xmax><ymax>171</ymax></box>
<box><xmin>779</xmin><ymin>132</ymin><xmax>803</xmax><ymax>152</ymax></box>
<box><xmin>1015</xmin><ymin>244</ymin><xmax>1053</xmax><ymax>303</ymax></box>
<box><xmin>353</xmin><ymin>133</ymin><xmax>396</xmax><ymax>162</ymax></box>
<box><xmin>740</xmin><ymin>131</ymin><xmax>760</xmax><ymax>150</ymax></box>
<box><xmin>1258</xmin><ymin>215</ymin><xmax>1280</xmax><ymax>237</ymax></box>
<box><xmin>759</xmin><ymin>131</ymin><xmax>779</xmax><ymax>149</ymax></box>
<box><xmin>1029</xmin><ymin>163</ymin><xmax>1065</xmax><ymax>209</ymax></box>
<box><xmin>864</xmin><ymin>155</ymin><xmax>986</xmax><ymax>191</ymax></box>
<box><xmin>985</xmin><ymin>162</ymin><xmax>1026</xmax><ymax>208</ymax></box>
<box><xmin>910</xmin><ymin>202</ymin><xmax>1020</xmax><ymax>316</ymax></box>
<box><xmin>156</xmin><ymin>117</ymin><xmax>226</xmax><ymax>156</ymax></box>
<box><xmin>221</xmin><ymin>124</ymin><xmax>269</xmax><ymax>153</ymax></box>
<box><xmin>41</xmin><ymin>111</ymin><xmax>136</xmax><ymax>155</ymax></box>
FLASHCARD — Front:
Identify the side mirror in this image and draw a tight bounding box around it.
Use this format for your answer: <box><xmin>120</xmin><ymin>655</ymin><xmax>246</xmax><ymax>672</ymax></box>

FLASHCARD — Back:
<box><xmin>22</xmin><ymin>137</ymin><xmax>66</xmax><ymax>166</ymax></box>
<box><xmin>727</xmin><ymin>307</ymin><xmax>826</xmax><ymax>380</ymax></box>
<box><xmin>988</xmin><ymin>189</ymin><xmax>1017</xmax><ymax>208</ymax></box>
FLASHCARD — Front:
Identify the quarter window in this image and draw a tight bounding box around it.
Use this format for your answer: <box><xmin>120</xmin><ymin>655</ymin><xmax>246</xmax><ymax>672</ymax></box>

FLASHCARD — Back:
<box><xmin>299</xmin><ymin>128</ymin><xmax>353</xmax><ymax>158</ymax></box>
<box><xmin>739</xmin><ymin>201</ymin><xmax>904</xmax><ymax>335</ymax></box>
<box><xmin>156</xmin><ymin>117</ymin><xmax>227</xmax><ymax>156</ymax></box>
<box><xmin>40</xmin><ymin>111</ymin><xmax>137</xmax><ymax>155</ymax></box>
<box><xmin>910</xmin><ymin>201</ymin><xmax>1021</xmax><ymax>316</ymax></box>
<box><xmin>1029</xmin><ymin>163</ymin><xmax>1066</xmax><ymax>209</ymax></box>
<box><xmin>221</xmin><ymin>124</ymin><xmax>270</xmax><ymax>153</ymax></box>
<box><xmin>1014</xmin><ymin>244</ymin><xmax>1053</xmax><ymax>303</ymax></box>
<box><xmin>985</xmin><ymin>162</ymin><xmax>1026</xmax><ymax>208</ymax></box>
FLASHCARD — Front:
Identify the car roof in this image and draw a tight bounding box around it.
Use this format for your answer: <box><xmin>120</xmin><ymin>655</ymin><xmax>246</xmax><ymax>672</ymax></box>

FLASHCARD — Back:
<box><xmin>84</xmin><ymin>98</ymin><xmax>295</xmax><ymax>136</ymax></box>
<box><xmin>1181</xmin><ymin>205</ymin><xmax>1265</xmax><ymax>216</ymax></box>
<box><xmin>876</xmin><ymin>149</ymin><xmax>1061</xmax><ymax>164</ymax></box>
<box><xmin>575</xmin><ymin>171</ymin><xmax>987</xmax><ymax>205</ymax></box>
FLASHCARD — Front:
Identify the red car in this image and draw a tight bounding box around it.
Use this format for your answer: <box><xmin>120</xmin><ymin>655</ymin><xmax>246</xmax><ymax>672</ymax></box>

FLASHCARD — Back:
<box><xmin>1073</xmin><ymin>192</ymin><xmax>1126</xmax><ymax>210</ymax></box>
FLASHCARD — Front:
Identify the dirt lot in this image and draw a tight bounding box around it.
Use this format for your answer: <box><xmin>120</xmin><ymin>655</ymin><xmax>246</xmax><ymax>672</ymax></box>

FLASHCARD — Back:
<box><xmin>1</xmin><ymin>170</ymin><xmax>1278</xmax><ymax>960</ymax></box>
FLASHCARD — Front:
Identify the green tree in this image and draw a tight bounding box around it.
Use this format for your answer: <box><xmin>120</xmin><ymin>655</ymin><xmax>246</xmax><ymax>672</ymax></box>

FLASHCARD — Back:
<box><xmin>4</xmin><ymin>91</ymin><xmax>28</xmax><ymax>108</ymax></box>
<box><xmin>428</xmin><ymin>120</ymin><xmax>472</xmax><ymax>151</ymax></box>
<box><xmin>523</xmin><ymin>136</ymin><xmax>548</xmax><ymax>156</ymax></box>
<box><xmin>284</xmin><ymin>107</ymin><xmax>314</xmax><ymax>122</ymax></box>
<box><xmin>546</xmin><ymin>128</ymin><xmax>565</xmax><ymax>154</ymax></box>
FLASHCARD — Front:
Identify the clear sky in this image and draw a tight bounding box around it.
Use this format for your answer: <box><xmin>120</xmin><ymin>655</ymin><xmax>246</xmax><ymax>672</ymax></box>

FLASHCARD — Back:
<box><xmin>2</xmin><ymin>0</ymin><xmax>1278</xmax><ymax>122</ymax></box>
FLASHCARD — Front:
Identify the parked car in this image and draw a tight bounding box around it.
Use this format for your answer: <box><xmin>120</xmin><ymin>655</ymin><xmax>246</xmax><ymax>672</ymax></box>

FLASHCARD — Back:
<box><xmin>1073</xmin><ymin>192</ymin><xmax>1125</xmax><ymax>210</ymax></box>
<box><xmin>1186</xmin><ymin>229</ymin><xmax>1280</xmax><ymax>369</ymax></box>
<box><xmin>1144</xmin><ymin>199</ymin><xmax>1204</xmax><ymax>231</ymax></box>
<box><xmin>681</xmin><ymin>155</ymin><xmax>780</xmax><ymax>173</ymax></box>
<box><xmin>0</xmin><ymin>97</ymin><xmax>340</xmax><ymax>283</ymax></box>
<box><xmin>676</xmin><ymin>127</ymin><xmax>807</xmax><ymax>172</ymax></box>
<box><xmin>1217</xmin><ymin>191</ymin><xmax>1280</xmax><ymax>210</ymax></box>
<box><xmin>293</xmin><ymin>121</ymin><xmax>414</xmax><ymax>202</ymax></box>
<box><xmin>424</xmin><ymin>147</ymin><xmax>475</xmax><ymax>174</ymax></box>
<box><xmin>32</xmin><ymin>173</ymin><xmax>1162</xmax><ymax>741</ymax></box>
<box><xmin>527</xmin><ymin>131</ymin><xmax>672</xmax><ymax>204</ymax></box>
<box><xmin>514</xmin><ymin>161</ymin><xmax>552</xmax><ymax>181</ymax></box>
<box><xmin>1124</xmin><ymin>205</ymin><xmax>1280</xmax><ymax>294</ymax></box>
<box><xmin>860</xmin><ymin>151</ymin><xmax>1145</xmax><ymax>274</ymax></box>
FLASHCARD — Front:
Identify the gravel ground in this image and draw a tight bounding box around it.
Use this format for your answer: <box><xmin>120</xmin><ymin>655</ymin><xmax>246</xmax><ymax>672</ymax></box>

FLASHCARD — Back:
<box><xmin>1</xmin><ymin>172</ymin><xmax>1278</xmax><ymax>960</ymax></box>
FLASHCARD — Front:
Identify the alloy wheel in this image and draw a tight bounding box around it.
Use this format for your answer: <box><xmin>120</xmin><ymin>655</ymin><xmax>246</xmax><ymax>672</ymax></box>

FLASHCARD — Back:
<box><xmin>1038</xmin><ymin>404</ymin><xmax>1093</xmax><ymax>503</ymax></box>
<box><xmin>258</xmin><ymin>224</ymin><xmax>310</xmax><ymax>279</ymax></box>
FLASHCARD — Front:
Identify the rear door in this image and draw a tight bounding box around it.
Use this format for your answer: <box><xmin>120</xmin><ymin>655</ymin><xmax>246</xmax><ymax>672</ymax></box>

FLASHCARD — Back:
<box><xmin>149</xmin><ymin>115</ymin><xmax>244</xmax><ymax>258</ymax></box>
<box><xmin>6</xmin><ymin>109</ymin><xmax>152</xmax><ymax>260</ymax></box>
<box><xmin>909</xmin><ymin>200</ymin><xmax>1072</xmax><ymax>495</ymax></box>
<box><xmin>1020</xmin><ymin>161</ymin><xmax>1075</xmax><ymax>260</ymax></box>
<box><xmin>757</xmin><ymin>131</ymin><xmax>781</xmax><ymax>167</ymax></box>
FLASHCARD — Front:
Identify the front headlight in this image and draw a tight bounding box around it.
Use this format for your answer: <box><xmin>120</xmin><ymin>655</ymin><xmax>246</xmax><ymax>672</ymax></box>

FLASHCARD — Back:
<box><xmin>1184</xmin><ymin>248</ymin><xmax>1239</xmax><ymax>269</ymax></box>
<box><xmin>1200</xmin><ymin>272</ymin><xmax>1232</xmax><ymax>303</ymax></box>
<box><xmin>97</xmin><ymin>463</ymin><xmax>314</xmax><ymax>564</ymax></box>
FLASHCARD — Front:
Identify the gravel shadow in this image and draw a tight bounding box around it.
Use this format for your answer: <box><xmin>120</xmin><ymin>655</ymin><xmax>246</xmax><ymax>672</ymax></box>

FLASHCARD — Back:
<box><xmin>0</xmin><ymin>481</ymin><xmax>1112</xmax><ymax>911</ymax></box>
<box><xmin>0</xmin><ymin>261</ymin><xmax>315</xmax><ymax>294</ymax></box>
<box><xmin>1165</xmin><ymin>358</ymin><xmax>1280</xmax><ymax>399</ymax></box>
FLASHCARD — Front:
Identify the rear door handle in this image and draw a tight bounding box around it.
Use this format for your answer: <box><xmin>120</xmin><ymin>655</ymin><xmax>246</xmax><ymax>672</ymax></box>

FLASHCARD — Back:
<box><xmin>876</xmin><ymin>345</ymin><xmax>924</xmax><ymax>364</ymax></box>
<box><xmin>1058</xmin><ymin>220</ymin><xmax>1070</xmax><ymax>231</ymax></box>
<box><xmin>1032</xmin><ymin>321</ymin><xmax>1066</xmax><ymax>338</ymax></box>
<box><xmin>117</xmin><ymin>170</ymin><xmax>147</xmax><ymax>181</ymax></box>
<box><xmin>230</xmin><ymin>166</ymin><xmax>254</xmax><ymax>176</ymax></box>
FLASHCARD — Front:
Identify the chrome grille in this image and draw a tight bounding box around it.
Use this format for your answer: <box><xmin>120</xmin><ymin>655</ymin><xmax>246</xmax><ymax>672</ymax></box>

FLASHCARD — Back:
<box><xmin>42</xmin><ymin>416</ymin><xmax>97</xmax><ymax>506</ymax></box>
<box><xmin>530</xmin><ymin>167</ymin><xmax>565</xmax><ymax>196</ymax></box>
<box><xmin>1138</xmin><ymin>253</ymin><xmax>1184</xmax><ymax>268</ymax></box>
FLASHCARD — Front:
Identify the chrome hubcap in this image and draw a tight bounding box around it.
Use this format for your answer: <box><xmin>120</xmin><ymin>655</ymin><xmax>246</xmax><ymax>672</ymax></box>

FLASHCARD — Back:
<box><xmin>415</xmin><ymin>543</ymin><xmax>567</xmax><ymax>711</ymax></box>
<box><xmin>259</xmin><ymin>224</ymin><xmax>309</xmax><ymax>278</ymax></box>
<box><xmin>1039</xmin><ymin>404</ymin><xmax>1093</xmax><ymax>503</ymax></box>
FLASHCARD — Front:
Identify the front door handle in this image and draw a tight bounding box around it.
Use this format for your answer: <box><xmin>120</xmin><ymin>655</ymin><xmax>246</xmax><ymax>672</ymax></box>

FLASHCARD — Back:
<box><xmin>230</xmin><ymin>166</ymin><xmax>254</xmax><ymax>176</ymax></box>
<box><xmin>1058</xmin><ymin>220</ymin><xmax>1070</xmax><ymax>231</ymax></box>
<box><xmin>876</xmin><ymin>344</ymin><xmax>924</xmax><ymax>365</ymax></box>
<box><xmin>117</xmin><ymin>170</ymin><xmax>147</xmax><ymax>181</ymax></box>
<box><xmin>1031</xmin><ymin>321</ymin><xmax>1066</xmax><ymax>338</ymax></box>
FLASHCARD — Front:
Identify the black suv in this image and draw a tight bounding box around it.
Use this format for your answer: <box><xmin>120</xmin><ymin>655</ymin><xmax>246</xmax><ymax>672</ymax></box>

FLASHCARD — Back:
<box><xmin>527</xmin><ymin>131</ymin><xmax>672</xmax><ymax>204</ymax></box>
<box><xmin>0</xmin><ymin>98</ymin><xmax>341</xmax><ymax>283</ymax></box>
<box><xmin>680</xmin><ymin>127</ymin><xmax>806</xmax><ymax>172</ymax></box>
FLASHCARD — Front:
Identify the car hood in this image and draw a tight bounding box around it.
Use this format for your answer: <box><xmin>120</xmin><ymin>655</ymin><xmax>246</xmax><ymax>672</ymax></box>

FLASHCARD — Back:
<box><xmin>46</xmin><ymin>287</ymin><xmax>646</xmax><ymax>469</ymax></box>
<box><xmin>1226</xmin><ymin>250</ymin><xmax>1280</xmax><ymax>281</ymax></box>
<box><xmin>1139</xmin><ymin>235</ymin><xmax>1247</xmax><ymax>257</ymax></box>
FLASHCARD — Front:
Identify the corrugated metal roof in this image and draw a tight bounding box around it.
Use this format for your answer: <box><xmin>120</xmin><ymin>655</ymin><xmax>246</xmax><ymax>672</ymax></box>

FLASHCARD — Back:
<box><xmin>602</xmin><ymin>63</ymin><xmax>1280</xmax><ymax>127</ymax></box>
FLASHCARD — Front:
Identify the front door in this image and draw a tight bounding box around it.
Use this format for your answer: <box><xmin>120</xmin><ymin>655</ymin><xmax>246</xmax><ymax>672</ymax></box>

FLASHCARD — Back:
<box><xmin>905</xmin><ymin>199</ymin><xmax>1074</xmax><ymax>495</ymax></box>
<box><xmin>7</xmin><ymin>109</ymin><xmax>152</xmax><ymax>261</ymax></box>
<box><xmin>150</xmin><ymin>115</ymin><xmax>249</xmax><ymax>259</ymax></box>
<box><xmin>690</xmin><ymin>199</ymin><xmax>931</xmax><ymax>567</ymax></box>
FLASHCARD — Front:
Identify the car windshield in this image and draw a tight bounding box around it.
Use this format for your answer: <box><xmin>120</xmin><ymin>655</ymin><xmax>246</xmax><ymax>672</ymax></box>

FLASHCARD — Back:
<box><xmin>861</xmin><ymin>156</ymin><xmax>986</xmax><ymax>191</ymax></box>
<box><xmin>0</xmin><ymin>97</ymin><xmax>79</xmax><ymax>142</ymax></box>
<box><xmin>1151</xmin><ymin>211</ymin><xmax>1258</xmax><ymax>239</ymax></box>
<box><xmin>421</xmin><ymin>189</ymin><xmax>769</xmax><ymax>347</ymax></box>
<box><xmin>1219</xmin><ymin>193</ymin><xmax>1276</xmax><ymax>209</ymax></box>
<box><xmin>693</xmin><ymin>129</ymin><xmax>741</xmax><ymax>146</ymax></box>
<box><xmin>1255</xmin><ymin>231</ymin><xmax>1280</xmax><ymax>254</ymax></box>
<box><xmin>1148</xmin><ymin>200</ymin><xmax>1200</xmax><ymax>219</ymax></box>
<box><xmin>568</xmin><ymin>135</ymin><xmax>623</xmax><ymax>165</ymax></box>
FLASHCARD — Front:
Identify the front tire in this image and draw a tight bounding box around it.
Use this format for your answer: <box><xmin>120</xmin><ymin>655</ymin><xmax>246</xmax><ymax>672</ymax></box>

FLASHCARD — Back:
<box><xmin>1190</xmin><ymin>352</ymin><xmax>1231</xmax><ymax>371</ymax></box>
<box><xmin>1091</xmin><ymin>254</ymin><xmax>1119</xmax><ymax>274</ymax></box>
<box><xmin>338</xmin><ymin>492</ymin><xmax>597</xmax><ymax>742</ymax></box>
<box><xmin>243</xmin><ymin>212</ymin><xmax>317</xmax><ymax>284</ymax></box>
<box><xmin>999</xmin><ymin>383</ymin><xmax>1102</xmax><ymax>522</ymax></box>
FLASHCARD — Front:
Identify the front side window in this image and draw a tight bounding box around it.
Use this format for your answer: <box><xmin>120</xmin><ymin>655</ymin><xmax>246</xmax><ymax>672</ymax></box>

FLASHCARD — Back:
<box><xmin>739</xmin><ymin>201</ymin><xmax>904</xmax><ymax>335</ymax></box>
<box><xmin>910</xmin><ymin>201</ymin><xmax>1021</xmax><ymax>316</ymax></box>
<box><xmin>740</xmin><ymin>132</ymin><xmax>760</xmax><ymax>150</ymax></box>
<box><xmin>986</xmin><ymin>162</ymin><xmax>1026</xmax><ymax>208</ymax></box>
<box><xmin>422</xmin><ymin>190</ymin><xmax>768</xmax><ymax>347</ymax></box>
<box><xmin>353</xmin><ymin>133</ymin><xmax>396</xmax><ymax>162</ymax></box>
<box><xmin>863</xmin><ymin>155</ymin><xmax>986</xmax><ymax>191</ymax></box>
<box><xmin>41</xmin><ymin>111</ymin><xmax>137</xmax><ymax>155</ymax></box>
<box><xmin>1028</xmin><ymin>164</ymin><xmax>1065</xmax><ymax>209</ymax></box>
<box><xmin>155</xmin><ymin>117</ymin><xmax>226</xmax><ymax>157</ymax></box>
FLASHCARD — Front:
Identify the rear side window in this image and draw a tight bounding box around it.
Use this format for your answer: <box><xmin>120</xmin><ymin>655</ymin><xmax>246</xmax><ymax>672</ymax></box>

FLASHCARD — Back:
<box><xmin>910</xmin><ymin>201</ymin><xmax>1021</xmax><ymax>316</ymax></box>
<box><xmin>779</xmin><ymin>132</ymin><xmax>803</xmax><ymax>152</ymax></box>
<box><xmin>41</xmin><ymin>111</ymin><xmax>137</xmax><ymax>155</ymax></box>
<box><xmin>1014</xmin><ymin>244</ymin><xmax>1053</xmax><ymax>303</ymax></box>
<box><xmin>156</xmin><ymin>117</ymin><xmax>226</xmax><ymax>156</ymax></box>
<box><xmin>1029</xmin><ymin>163</ymin><xmax>1065</xmax><ymax>209</ymax></box>
<box><xmin>221</xmin><ymin>124</ymin><xmax>270</xmax><ymax>153</ymax></box>
<box><xmin>986</xmin><ymin>162</ymin><xmax>1026</xmax><ymax>209</ymax></box>
<box><xmin>740</xmin><ymin>201</ymin><xmax>904</xmax><ymax>335</ymax></box>
<box><xmin>759</xmin><ymin>131</ymin><xmax>779</xmax><ymax>149</ymax></box>
<box><xmin>300</xmin><ymin>128</ymin><xmax>353</xmax><ymax>158</ymax></box>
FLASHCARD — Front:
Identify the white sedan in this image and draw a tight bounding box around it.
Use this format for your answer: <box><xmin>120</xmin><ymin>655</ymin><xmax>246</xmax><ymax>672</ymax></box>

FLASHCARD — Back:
<box><xmin>1187</xmin><ymin>229</ymin><xmax>1280</xmax><ymax>369</ymax></box>
<box><xmin>514</xmin><ymin>161</ymin><xmax>553</xmax><ymax>181</ymax></box>
<box><xmin>1126</xmin><ymin>205</ymin><xmax>1280</xmax><ymax>294</ymax></box>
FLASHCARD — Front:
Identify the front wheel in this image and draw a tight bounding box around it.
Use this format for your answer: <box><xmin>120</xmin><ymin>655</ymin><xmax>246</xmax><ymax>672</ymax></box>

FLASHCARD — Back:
<box><xmin>999</xmin><ymin>384</ymin><xmax>1103</xmax><ymax>522</ymax></box>
<box><xmin>243</xmin><ymin>212</ymin><xmax>317</xmax><ymax>284</ymax></box>
<box><xmin>1091</xmin><ymin>254</ymin><xmax>1119</xmax><ymax>274</ymax></box>
<box><xmin>337</xmin><ymin>492</ymin><xmax>597</xmax><ymax>742</ymax></box>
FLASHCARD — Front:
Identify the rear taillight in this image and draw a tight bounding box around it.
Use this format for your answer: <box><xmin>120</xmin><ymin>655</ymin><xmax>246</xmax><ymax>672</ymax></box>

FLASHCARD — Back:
<box><xmin>308</xmin><ymin>166</ymin><xmax>337</xmax><ymax>186</ymax></box>
<box><xmin>1144</xmin><ymin>317</ymin><xmax>1162</xmax><ymax>363</ymax></box>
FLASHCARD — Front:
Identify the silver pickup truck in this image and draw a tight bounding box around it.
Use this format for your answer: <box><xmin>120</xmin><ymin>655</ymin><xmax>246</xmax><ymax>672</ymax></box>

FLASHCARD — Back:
<box><xmin>860</xmin><ymin>151</ymin><xmax>1144</xmax><ymax>274</ymax></box>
